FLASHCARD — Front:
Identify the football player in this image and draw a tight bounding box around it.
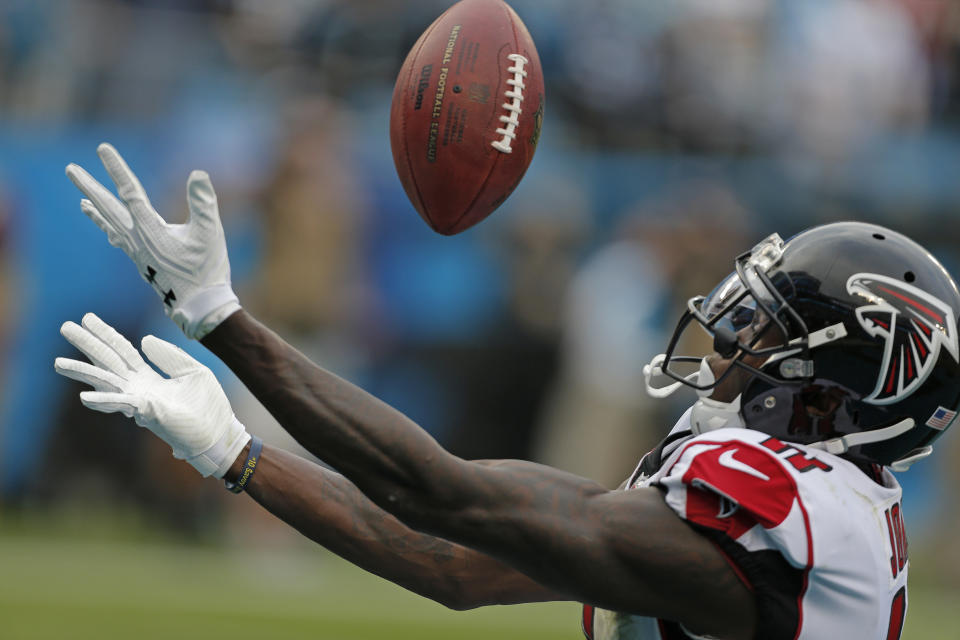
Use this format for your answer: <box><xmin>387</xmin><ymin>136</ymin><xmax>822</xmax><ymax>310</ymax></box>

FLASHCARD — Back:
<box><xmin>57</xmin><ymin>143</ymin><xmax>960</xmax><ymax>639</ymax></box>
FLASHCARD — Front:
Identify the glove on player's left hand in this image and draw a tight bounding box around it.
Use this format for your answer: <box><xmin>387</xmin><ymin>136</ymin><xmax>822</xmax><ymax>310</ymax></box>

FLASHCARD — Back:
<box><xmin>55</xmin><ymin>313</ymin><xmax>249</xmax><ymax>478</ymax></box>
<box><xmin>66</xmin><ymin>143</ymin><xmax>239</xmax><ymax>340</ymax></box>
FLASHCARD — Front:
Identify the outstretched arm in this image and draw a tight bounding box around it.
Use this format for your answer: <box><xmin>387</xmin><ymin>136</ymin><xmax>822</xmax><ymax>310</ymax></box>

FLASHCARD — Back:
<box><xmin>225</xmin><ymin>444</ymin><xmax>566</xmax><ymax>609</ymax></box>
<box><xmin>204</xmin><ymin>311</ymin><xmax>756</xmax><ymax>639</ymax></box>
<box><xmin>54</xmin><ymin>314</ymin><xmax>562</xmax><ymax>610</ymax></box>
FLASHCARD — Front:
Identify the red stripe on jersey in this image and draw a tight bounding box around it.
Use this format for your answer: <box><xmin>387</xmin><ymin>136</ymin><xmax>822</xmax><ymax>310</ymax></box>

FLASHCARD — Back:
<box><xmin>790</xmin><ymin>482</ymin><xmax>815</xmax><ymax>640</ymax></box>
<box><xmin>886</xmin><ymin>587</ymin><xmax>907</xmax><ymax>640</ymax></box>
<box><xmin>793</xmin><ymin>567</ymin><xmax>811</xmax><ymax>640</ymax></box>
<box><xmin>711</xmin><ymin>540</ymin><xmax>755</xmax><ymax>594</ymax></box>
<box><xmin>581</xmin><ymin>604</ymin><xmax>594</xmax><ymax>640</ymax></box>
<box><xmin>656</xmin><ymin>619</ymin><xmax>669</xmax><ymax>637</ymax></box>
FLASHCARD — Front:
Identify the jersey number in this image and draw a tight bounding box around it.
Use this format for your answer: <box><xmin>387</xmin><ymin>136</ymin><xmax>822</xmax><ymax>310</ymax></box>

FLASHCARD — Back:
<box><xmin>760</xmin><ymin>437</ymin><xmax>833</xmax><ymax>472</ymax></box>
<box><xmin>885</xmin><ymin>503</ymin><xmax>908</xmax><ymax>579</ymax></box>
<box><xmin>884</xmin><ymin>501</ymin><xmax>907</xmax><ymax>640</ymax></box>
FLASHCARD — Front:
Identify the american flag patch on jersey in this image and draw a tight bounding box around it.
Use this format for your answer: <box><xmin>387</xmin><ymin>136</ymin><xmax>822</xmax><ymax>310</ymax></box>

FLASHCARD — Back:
<box><xmin>926</xmin><ymin>406</ymin><xmax>958</xmax><ymax>430</ymax></box>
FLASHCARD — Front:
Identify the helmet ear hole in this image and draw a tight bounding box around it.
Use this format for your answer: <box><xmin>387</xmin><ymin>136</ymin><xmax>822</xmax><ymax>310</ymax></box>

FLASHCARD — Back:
<box><xmin>904</xmin><ymin>271</ymin><xmax>915</xmax><ymax>283</ymax></box>
<box><xmin>801</xmin><ymin>385</ymin><xmax>845</xmax><ymax>416</ymax></box>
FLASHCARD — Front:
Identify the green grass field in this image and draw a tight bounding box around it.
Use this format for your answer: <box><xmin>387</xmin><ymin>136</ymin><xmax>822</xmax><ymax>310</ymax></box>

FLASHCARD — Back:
<box><xmin>0</xmin><ymin>509</ymin><xmax>580</xmax><ymax>640</ymax></box>
<box><xmin>0</xmin><ymin>511</ymin><xmax>957</xmax><ymax>639</ymax></box>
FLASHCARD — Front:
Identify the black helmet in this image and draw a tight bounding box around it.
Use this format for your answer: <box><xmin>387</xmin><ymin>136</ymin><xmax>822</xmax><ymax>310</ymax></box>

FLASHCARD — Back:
<box><xmin>645</xmin><ymin>222</ymin><xmax>960</xmax><ymax>470</ymax></box>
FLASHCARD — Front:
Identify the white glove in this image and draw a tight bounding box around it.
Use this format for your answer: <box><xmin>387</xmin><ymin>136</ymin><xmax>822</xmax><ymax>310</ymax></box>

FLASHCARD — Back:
<box><xmin>65</xmin><ymin>143</ymin><xmax>240</xmax><ymax>340</ymax></box>
<box><xmin>55</xmin><ymin>312</ymin><xmax>250</xmax><ymax>478</ymax></box>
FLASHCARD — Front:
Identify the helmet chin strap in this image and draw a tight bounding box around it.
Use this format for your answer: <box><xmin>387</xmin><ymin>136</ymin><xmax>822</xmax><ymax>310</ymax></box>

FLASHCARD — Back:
<box><xmin>807</xmin><ymin>418</ymin><xmax>915</xmax><ymax>457</ymax></box>
<box><xmin>691</xmin><ymin>394</ymin><xmax>923</xmax><ymax>469</ymax></box>
<box><xmin>689</xmin><ymin>358</ymin><xmax>745</xmax><ymax>434</ymax></box>
<box><xmin>888</xmin><ymin>446</ymin><xmax>933</xmax><ymax>472</ymax></box>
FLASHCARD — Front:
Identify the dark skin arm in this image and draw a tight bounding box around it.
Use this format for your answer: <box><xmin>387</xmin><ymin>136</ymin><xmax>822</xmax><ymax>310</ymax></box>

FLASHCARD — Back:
<box><xmin>224</xmin><ymin>444</ymin><xmax>565</xmax><ymax>609</ymax></box>
<box><xmin>205</xmin><ymin>310</ymin><xmax>757</xmax><ymax>638</ymax></box>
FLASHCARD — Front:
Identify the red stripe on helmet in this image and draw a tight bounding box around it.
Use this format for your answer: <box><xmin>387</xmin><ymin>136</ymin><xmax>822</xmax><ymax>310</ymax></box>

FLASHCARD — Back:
<box><xmin>878</xmin><ymin>285</ymin><xmax>943</xmax><ymax>324</ymax></box>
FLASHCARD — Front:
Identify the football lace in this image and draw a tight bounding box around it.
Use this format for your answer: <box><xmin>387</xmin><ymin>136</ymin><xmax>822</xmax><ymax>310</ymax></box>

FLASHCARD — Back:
<box><xmin>491</xmin><ymin>53</ymin><xmax>529</xmax><ymax>154</ymax></box>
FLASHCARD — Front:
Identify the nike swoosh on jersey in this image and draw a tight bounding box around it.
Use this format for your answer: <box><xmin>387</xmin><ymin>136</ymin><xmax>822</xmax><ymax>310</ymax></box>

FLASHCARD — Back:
<box><xmin>718</xmin><ymin>448</ymin><xmax>771</xmax><ymax>481</ymax></box>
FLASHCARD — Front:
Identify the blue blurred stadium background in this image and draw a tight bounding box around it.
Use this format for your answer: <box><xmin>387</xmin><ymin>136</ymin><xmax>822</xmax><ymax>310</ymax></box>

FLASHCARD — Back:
<box><xmin>1</xmin><ymin>1</ymin><xmax>959</xmax><ymax>637</ymax></box>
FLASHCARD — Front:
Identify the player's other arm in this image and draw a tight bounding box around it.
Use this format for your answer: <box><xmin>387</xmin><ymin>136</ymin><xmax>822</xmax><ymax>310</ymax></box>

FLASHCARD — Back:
<box><xmin>203</xmin><ymin>311</ymin><xmax>757</xmax><ymax>639</ymax></box>
<box><xmin>225</xmin><ymin>444</ymin><xmax>566</xmax><ymax>610</ymax></box>
<box><xmin>54</xmin><ymin>314</ymin><xmax>562</xmax><ymax>610</ymax></box>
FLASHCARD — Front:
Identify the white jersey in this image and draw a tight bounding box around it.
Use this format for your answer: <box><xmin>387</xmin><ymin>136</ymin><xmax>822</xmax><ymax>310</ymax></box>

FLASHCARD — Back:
<box><xmin>582</xmin><ymin>409</ymin><xmax>909</xmax><ymax>640</ymax></box>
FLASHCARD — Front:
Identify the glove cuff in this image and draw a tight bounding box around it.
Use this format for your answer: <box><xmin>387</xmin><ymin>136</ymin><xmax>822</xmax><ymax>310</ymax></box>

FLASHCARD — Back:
<box><xmin>185</xmin><ymin>417</ymin><xmax>251</xmax><ymax>478</ymax></box>
<box><xmin>171</xmin><ymin>284</ymin><xmax>241</xmax><ymax>340</ymax></box>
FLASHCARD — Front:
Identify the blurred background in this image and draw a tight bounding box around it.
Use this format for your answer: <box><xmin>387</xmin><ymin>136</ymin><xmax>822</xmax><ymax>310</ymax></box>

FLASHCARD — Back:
<box><xmin>1</xmin><ymin>0</ymin><xmax>959</xmax><ymax>637</ymax></box>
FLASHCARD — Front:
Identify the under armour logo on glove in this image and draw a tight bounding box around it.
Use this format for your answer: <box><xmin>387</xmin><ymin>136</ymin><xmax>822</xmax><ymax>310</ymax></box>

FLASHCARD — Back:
<box><xmin>143</xmin><ymin>266</ymin><xmax>177</xmax><ymax>306</ymax></box>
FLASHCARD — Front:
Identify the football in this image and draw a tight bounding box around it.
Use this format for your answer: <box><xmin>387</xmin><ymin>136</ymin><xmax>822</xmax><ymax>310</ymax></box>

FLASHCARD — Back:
<box><xmin>390</xmin><ymin>0</ymin><xmax>544</xmax><ymax>235</ymax></box>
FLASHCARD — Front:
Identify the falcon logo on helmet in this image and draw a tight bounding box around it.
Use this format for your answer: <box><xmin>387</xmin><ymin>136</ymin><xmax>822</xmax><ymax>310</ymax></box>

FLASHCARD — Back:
<box><xmin>847</xmin><ymin>273</ymin><xmax>960</xmax><ymax>405</ymax></box>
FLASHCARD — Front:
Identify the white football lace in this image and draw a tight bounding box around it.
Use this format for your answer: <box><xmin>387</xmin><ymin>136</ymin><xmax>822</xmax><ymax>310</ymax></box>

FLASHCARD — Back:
<box><xmin>491</xmin><ymin>53</ymin><xmax>529</xmax><ymax>154</ymax></box>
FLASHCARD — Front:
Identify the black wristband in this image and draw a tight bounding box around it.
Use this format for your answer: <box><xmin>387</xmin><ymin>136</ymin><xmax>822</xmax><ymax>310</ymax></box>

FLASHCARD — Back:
<box><xmin>224</xmin><ymin>435</ymin><xmax>263</xmax><ymax>494</ymax></box>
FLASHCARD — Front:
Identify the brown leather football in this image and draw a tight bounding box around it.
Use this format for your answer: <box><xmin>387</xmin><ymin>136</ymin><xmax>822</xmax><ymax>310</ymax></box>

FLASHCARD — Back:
<box><xmin>390</xmin><ymin>0</ymin><xmax>544</xmax><ymax>235</ymax></box>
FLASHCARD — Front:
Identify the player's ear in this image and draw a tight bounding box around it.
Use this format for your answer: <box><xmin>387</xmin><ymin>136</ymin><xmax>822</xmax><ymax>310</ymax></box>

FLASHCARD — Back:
<box><xmin>800</xmin><ymin>386</ymin><xmax>844</xmax><ymax>417</ymax></box>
